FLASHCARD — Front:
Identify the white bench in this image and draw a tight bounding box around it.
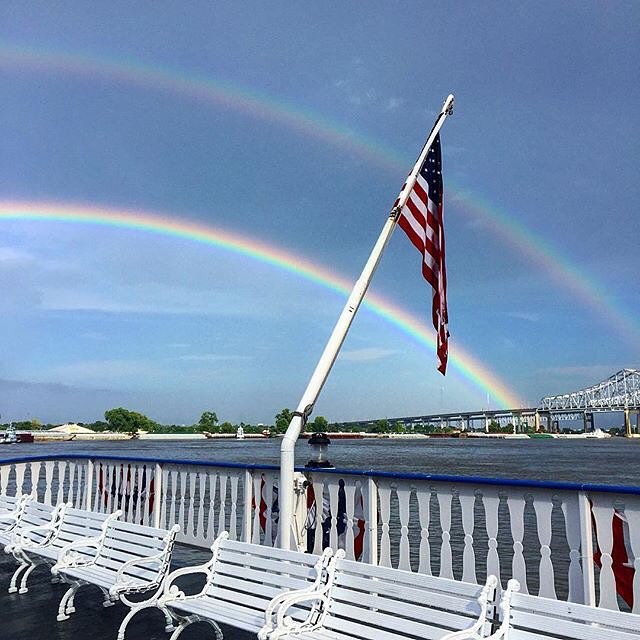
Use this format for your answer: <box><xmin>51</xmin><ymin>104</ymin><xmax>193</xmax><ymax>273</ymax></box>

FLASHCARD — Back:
<box><xmin>7</xmin><ymin>505</ymin><xmax>121</xmax><ymax>594</ymax></box>
<box><xmin>1</xmin><ymin>498</ymin><xmax>66</xmax><ymax>551</ymax></box>
<box><xmin>492</xmin><ymin>579</ymin><xmax>640</xmax><ymax>640</ymax></box>
<box><xmin>262</xmin><ymin>551</ymin><xmax>498</xmax><ymax>640</ymax></box>
<box><xmin>0</xmin><ymin>494</ymin><xmax>28</xmax><ymax>519</ymax></box>
<box><xmin>52</xmin><ymin>518</ymin><xmax>179</xmax><ymax>625</ymax></box>
<box><xmin>120</xmin><ymin>531</ymin><xmax>334</xmax><ymax>640</ymax></box>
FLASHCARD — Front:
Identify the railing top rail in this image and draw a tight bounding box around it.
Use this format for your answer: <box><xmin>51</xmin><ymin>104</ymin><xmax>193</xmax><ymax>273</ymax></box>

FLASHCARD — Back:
<box><xmin>1</xmin><ymin>452</ymin><xmax>639</xmax><ymax>496</ymax></box>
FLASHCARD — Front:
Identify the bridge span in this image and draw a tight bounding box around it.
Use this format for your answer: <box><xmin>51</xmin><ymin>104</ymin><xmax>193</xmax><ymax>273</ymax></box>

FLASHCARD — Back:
<box><xmin>335</xmin><ymin>368</ymin><xmax>640</xmax><ymax>436</ymax></box>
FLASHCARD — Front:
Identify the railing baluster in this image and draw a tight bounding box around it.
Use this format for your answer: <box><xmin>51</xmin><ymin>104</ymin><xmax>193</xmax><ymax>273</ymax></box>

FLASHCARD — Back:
<box><xmin>15</xmin><ymin>463</ymin><xmax>27</xmax><ymax>498</ymax></box>
<box><xmin>343</xmin><ymin>478</ymin><xmax>356</xmax><ymax>560</ymax></box>
<box><xmin>459</xmin><ymin>487</ymin><xmax>477</xmax><ymax>584</ymax></box>
<box><xmin>328</xmin><ymin>480</ymin><xmax>340</xmax><ymax>551</ymax></box>
<box><xmin>507</xmin><ymin>491</ymin><xmax>528</xmax><ymax>593</ymax></box>
<box><xmin>168</xmin><ymin>469</ymin><xmax>178</xmax><ymax>529</ymax></box>
<box><xmin>218</xmin><ymin>473</ymin><xmax>228</xmax><ymax>541</ymax></box>
<box><xmin>591</xmin><ymin>494</ymin><xmax>619</xmax><ymax>610</ymax></box>
<box><xmin>365</xmin><ymin>477</ymin><xmax>378</xmax><ymax>565</ymax></box>
<box><xmin>187</xmin><ymin>471</ymin><xmax>197</xmax><ymax>541</ymax></box>
<box><xmin>624</xmin><ymin>497</ymin><xmax>640</xmax><ymax>614</ymax></box>
<box><xmin>438</xmin><ymin>487</ymin><xmax>454</xmax><ymax>579</ymax></box>
<box><xmin>561</xmin><ymin>492</ymin><xmax>584</xmax><ymax>603</ymax></box>
<box><xmin>229</xmin><ymin>473</ymin><xmax>239</xmax><ymax>541</ymax></box>
<box><xmin>196</xmin><ymin>471</ymin><xmax>206</xmax><ymax>541</ymax></box>
<box><xmin>417</xmin><ymin>488</ymin><xmax>432</xmax><ymax>575</ymax></box>
<box><xmin>251</xmin><ymin>474</ymin><xmax>261</xmax><ymax>545</ymax></box>
<box><xmin>43</xmin><ymin>462</ymin><xmax>54</xmax><ymax>504</ymax></box>
<box><xmin>397</xmin><ymin>482</ymin><xmax>412</xmax><ymax>571</ymax></box>
<box><xmin>378</xmin><ymin>482</ymin><xmax>392</xmax><ymax>568</ymax></box>
<box><xmin>311</xmin><ymin>479</ymin><xmax>325</xmax><ymax>555</ymax></box>
<box><xmin>207</xmin><ymin>472</ymin><xmax>218</xmax><ymax>543</ymax></box>
<box><xmin>484</xmin><ymin>488</ymin><xmax>501</xmax><ymax>586</ymax></box>
<box><xmin>533</xmin><ymin>491</ymin><xmax>557</xmax><ymax>599</ymax></box>
<box><xmin>243</xmin><ymin>469</ymin><xmax>252</xmax><ymax>543</ymax></box>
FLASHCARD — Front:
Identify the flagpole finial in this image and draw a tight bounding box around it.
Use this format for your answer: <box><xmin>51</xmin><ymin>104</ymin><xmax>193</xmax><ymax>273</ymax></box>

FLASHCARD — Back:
<box><xmin>442</xmin><ymin>94</ymin><xmax>455</xmax><ymax>116</ymax></box>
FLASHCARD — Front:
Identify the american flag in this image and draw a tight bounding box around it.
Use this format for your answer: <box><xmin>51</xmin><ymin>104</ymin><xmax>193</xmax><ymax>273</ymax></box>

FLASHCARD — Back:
<box><xmin>395</xmin><ymin>133</ymin><xmax>449</xmax><ymax>374</ymax></box>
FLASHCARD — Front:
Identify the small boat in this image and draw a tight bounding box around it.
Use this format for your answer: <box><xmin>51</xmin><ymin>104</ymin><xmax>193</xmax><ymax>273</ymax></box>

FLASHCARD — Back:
<box><xmin>0</xmin><ymin>423</ymin><xmax>18</xmax><ymax>445</ymax></box>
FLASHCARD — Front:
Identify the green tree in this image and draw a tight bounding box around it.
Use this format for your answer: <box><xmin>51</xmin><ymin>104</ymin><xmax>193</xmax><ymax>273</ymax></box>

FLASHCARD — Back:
<box><xmin>104</xmin><ymin>408</ymin><xmax>157</xmax><ymax>434</ymax></box>
<box><xmin>274</xmin><ymin>408</ymin><xmax>293</xmax><ymax>433</ymax></box>
<box><xmin>198</xmin><ymin>411</ymin><xmax>219</xmax><ymax>432</ymax></box>
<box><xmin>371</xmin><ymin>419</ymin><xmax>389</xmax><ymax>434</ymax></box>
<box><xmin>219</xmin><ymin>421</ymin><xmax>236</xmax><ymax>434</ymax></box>
<box><xmin>310</xmin><ymin>415</ymin><xmax>329</xmax><ymax>433</ymax></box>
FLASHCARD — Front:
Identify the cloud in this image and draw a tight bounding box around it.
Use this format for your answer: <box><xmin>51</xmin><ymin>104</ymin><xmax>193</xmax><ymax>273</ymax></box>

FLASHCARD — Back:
<box><xmin>384</xmin><ymin>97</ymin><xmax>404</xmax><ymax>112</ymax></box>
<box><xmin>175</xmin><ymin>354</ymin><xmax>252</xmax><ymax>362</ymax></box>
<box><xmin>504</xmin><ymin>311</ymin><xmax>541</xmax><ymax>322</ymax></box>
<box><xmin>338</xmin><ymin>347</ymin><xmax>397</xmax><ymax>362</ymax></box>
<box><xmin>538</xmin><ymin>364</ymin><xmax>618</xmax><ymax>380</ymax></box>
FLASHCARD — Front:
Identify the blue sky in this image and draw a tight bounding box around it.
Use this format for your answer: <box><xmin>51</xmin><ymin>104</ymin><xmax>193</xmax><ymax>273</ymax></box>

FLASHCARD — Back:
<box><xmin>0</xmin><ymin>2</ymin><xmax>638</xmax><ymax>424</ymax></box>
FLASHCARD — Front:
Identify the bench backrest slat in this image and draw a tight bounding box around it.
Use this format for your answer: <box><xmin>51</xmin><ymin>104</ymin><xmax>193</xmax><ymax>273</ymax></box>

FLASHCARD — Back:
<box><xmin>319</xmin><ymin>557</ymin><xmax>489</xmax><ymax>640</ymax></box>
<box><xmin>0</xmin><ymin>495</ymin><xmax>21</xmax><ymax>512</ymax></box>
<box><xmin>47</xmin><ymin>508</ymin><xmax>114</xmax><ymax>552</ymax></box>
<box><xmin>14</xmin><ymin>501</ymin><xmax>57</xmax><ymax>533</ymax></box>
<box><xmin>93</xmin><ymin>519</ymin><xmax>177</xmax><ymax>585</ymax></box>
<box><xmin>203</xmin><ymin>538</ymin><xmax>325</xmax><ymax>617</ymax></box>
<box><xmin>507</xmin><ymin>592</ymin><xmax>640</xmax><ymax>640</ymax></box>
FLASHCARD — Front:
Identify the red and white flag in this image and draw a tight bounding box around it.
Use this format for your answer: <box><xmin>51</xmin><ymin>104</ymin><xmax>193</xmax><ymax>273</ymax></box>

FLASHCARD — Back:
<box><xmin>395</xmin><ymin>132</ymin><xmax>449</xmax><ymax>374</ymax></box>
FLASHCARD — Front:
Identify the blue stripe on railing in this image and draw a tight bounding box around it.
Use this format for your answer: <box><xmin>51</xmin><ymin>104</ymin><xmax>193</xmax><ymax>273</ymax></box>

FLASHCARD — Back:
<box><xmin>1</xmin><ymin>453</ymin><xmax>639</xmax><ymax>495</ymax></box>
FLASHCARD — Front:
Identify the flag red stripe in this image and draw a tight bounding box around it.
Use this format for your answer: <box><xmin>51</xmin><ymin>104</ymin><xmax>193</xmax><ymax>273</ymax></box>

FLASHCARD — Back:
<box><xmin>396</xmin><ymin>133</ymin><xmax>449</xmax><ymax>374</ymax></box>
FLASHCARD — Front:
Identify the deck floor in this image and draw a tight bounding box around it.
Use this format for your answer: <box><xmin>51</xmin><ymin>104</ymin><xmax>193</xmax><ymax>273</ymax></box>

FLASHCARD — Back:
<box><xmin>0</xmin><ymin>544</ymin><xmax>255</xmax><ymax>639</ymax></box>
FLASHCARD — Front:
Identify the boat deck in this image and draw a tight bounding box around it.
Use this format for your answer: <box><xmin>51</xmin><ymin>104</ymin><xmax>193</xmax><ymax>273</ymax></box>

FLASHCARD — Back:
<box><xmin>0</xmin><ymin>544</ymin><xmax>253</xmax><ymax>640</ymax></box>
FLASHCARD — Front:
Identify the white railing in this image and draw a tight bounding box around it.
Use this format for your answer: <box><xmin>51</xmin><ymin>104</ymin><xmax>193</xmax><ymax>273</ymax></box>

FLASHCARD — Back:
<box><xmin>0</xmin><ymin>454</ymin><xmax>637</xmax><ymax>614</ymax></box>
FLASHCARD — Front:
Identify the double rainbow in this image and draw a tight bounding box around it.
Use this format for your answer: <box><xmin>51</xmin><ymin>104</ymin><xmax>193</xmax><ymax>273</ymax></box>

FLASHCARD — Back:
<box><xmin>0</xmin><ymin>201</ymin><xmax>524</xmax><ymax>409</ymax></box>
<box><xmin>1</xmin><ymin>41</ymin><xmax>637</xmax><ymax>346</ymax></box>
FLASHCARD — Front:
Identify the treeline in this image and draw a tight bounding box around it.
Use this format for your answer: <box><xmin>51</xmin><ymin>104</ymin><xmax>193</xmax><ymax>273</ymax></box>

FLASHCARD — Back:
<box><xmin>3</xmin><ymin>410</ymin><xmax>525</xmax><ymax>436</ymax></box>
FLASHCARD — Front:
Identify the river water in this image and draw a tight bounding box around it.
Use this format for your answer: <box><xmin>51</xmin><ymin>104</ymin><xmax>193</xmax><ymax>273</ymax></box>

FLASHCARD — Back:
<box><xmin>1</xmin><ymin>436</ymin><xmax>638</xmax><ymax>485</ymax></box>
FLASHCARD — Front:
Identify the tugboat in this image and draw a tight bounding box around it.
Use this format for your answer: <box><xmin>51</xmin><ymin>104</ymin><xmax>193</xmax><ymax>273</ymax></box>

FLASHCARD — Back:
<box><xmin>0</xmin><ymin>423</ymin><xmax>18</xmax><ymax>445</ymax></box>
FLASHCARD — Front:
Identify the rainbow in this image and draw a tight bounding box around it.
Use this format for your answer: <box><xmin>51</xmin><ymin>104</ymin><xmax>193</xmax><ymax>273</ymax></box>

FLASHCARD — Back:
<box><xmin>0</xmin><ymin>200</ymin><xmax>524</xmax><ymax>409</ymax></box>
<box><xmin>1</xmin><ymin>41</ymin><xmax>638</xmax><ymax>346</ymax></box>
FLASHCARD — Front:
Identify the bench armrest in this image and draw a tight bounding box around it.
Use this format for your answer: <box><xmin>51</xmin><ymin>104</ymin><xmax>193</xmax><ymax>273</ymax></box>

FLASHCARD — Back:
<box><xmin>158</xmin><ymin>563</ymin><xmax>213</xmax><ymax>602</ymax></box>
<box><xmin>439</xmin><ymin>575</ymin><xmax>501</xmax><ymax>640</ymax></box>
<box><xmin>111</xmin><ymin>525</ymin><xmax>180</xmax><ymax>601</ymax></box>
<box><xmin>259</xmin><ymin>548</ymin><xmax>336</xmax><ymax>640</ymax></box>
<box><xmin>9</xmin><ymin>522</ymin><xmax>57</xmax><ymax>551</ymax></box>
<box><xmin>52</xmin><ymin>538</ymin><xmax>102</xmax><ymax>573</ymax></box>
<box><xmin>470</xmin><ymin>579</ymin><xmax>520</xmax><ymax>640</ymax></box>
<box><xmin>260</xmin><ymin>590</ymin><xmax>331</xmax><ymax>640</ymax></box>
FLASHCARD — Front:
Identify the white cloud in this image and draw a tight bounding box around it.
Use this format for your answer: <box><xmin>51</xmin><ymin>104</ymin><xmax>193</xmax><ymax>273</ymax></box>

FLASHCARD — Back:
<box><xmin>504</xmin><ymin>311</ymin><xmax>540</xmax><ymax>322</ymax></box>
<box><xmin>175</xmin><ymin>354</ymin><xmax>252</xmax><ymax>362</ymax></box>
<box><xmin>538</xmin><ymin>364</ymin><xmax>618</xmax><ymax>379</ymax></box>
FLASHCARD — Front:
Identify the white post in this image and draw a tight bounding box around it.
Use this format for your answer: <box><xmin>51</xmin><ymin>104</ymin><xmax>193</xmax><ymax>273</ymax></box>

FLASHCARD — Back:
<box><xmin>243</xmin><ymin>469</ymin><xmax>253</xmax><ymax>543</ymax></box>
<box><xmin>153</xmin><ymin>462</ymin><xmax>163</xmax><ymax>528</ymax></box>
<box><xmin>279</xmin><ymin>95</ymin><xmax>455</xmax><ymax>549</ymax></box>
<box><xmin>578</xmin><ymin>490</ymin><xmax>596</xmax><ymax>606</ymax></box>
<box><xmin>85</xmin><ymin>459</ymin><xmax>94</xmax><ymax>511</ymax></box>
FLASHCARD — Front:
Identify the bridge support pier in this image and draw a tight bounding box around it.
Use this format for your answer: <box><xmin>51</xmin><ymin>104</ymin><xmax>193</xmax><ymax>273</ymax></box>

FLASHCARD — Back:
<box><xmin>624</xmin><ymin>410</ymin><xmax>640</xmax><ymax>437</ymax></box>
<box><xmin>583</xmin><ymin>412</ymin><xmax>594</xmax><ymax>433</ymax></box>
<box><xmin>534</xmin><ymin>411</ymin><xmax>541</xmax><ymax>433</ymax></box>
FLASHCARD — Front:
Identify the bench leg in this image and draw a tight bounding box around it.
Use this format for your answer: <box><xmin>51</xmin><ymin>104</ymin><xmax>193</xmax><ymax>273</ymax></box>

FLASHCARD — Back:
<box><xmin>100</xmin><ymin>586</ymin><xmax>116</xmax><ymax>607</ymax></box>
<box><xmin>8</xmin><ymin>562</ymin><xmax>29</xmax><ymax>593</ymax></box>
<box><xmin>117</xmin><ymin>601</ymin><xmax>175</xmax><ymax>640</ymax></box>
<box><xmin>18</xmin><ymin>562</ymin><xmax>37</xmax><ymax>594</ymax></box>
<box><xmin>57</xmin><ymin>585</ymin><xmax>79</xmax><ymax>621</ymax></box>
<box><xmin>168</xmin><ymin>615</ymin><xmax>223</xmax><ymax>640</ymax></box>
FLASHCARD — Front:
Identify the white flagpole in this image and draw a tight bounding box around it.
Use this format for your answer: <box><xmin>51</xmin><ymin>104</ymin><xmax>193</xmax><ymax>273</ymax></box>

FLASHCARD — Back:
<box><xmin>279</xmin><ymin>94</ymin><xmax>455</xmax><ymax>550</ymax></box>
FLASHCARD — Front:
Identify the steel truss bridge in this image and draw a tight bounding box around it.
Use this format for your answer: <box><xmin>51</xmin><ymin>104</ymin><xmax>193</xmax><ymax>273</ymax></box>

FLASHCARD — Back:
<box><xmin>336</xmin><ymin>369</ymin><xmax>640</xmax><ymax>436</ymax></box>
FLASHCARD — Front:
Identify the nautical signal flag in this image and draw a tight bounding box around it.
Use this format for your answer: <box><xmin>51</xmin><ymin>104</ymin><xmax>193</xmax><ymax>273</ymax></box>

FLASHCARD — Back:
<box><xmin>395</xmin><ymin>133</ymin><xmax>449</xmax><ymax>374</ymax></box>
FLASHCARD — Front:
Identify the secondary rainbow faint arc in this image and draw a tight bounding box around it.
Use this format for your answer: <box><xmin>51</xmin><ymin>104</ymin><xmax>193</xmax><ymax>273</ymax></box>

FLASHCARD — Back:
<box><xmin>0</xmin><ymin>201</ymin><xmax>523</xmax><ymax>409</ymax></box>
<box><xmin>1</xmin><ymin>42</ymin><xmax>638</xmax><ymax>346</ymax></box>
